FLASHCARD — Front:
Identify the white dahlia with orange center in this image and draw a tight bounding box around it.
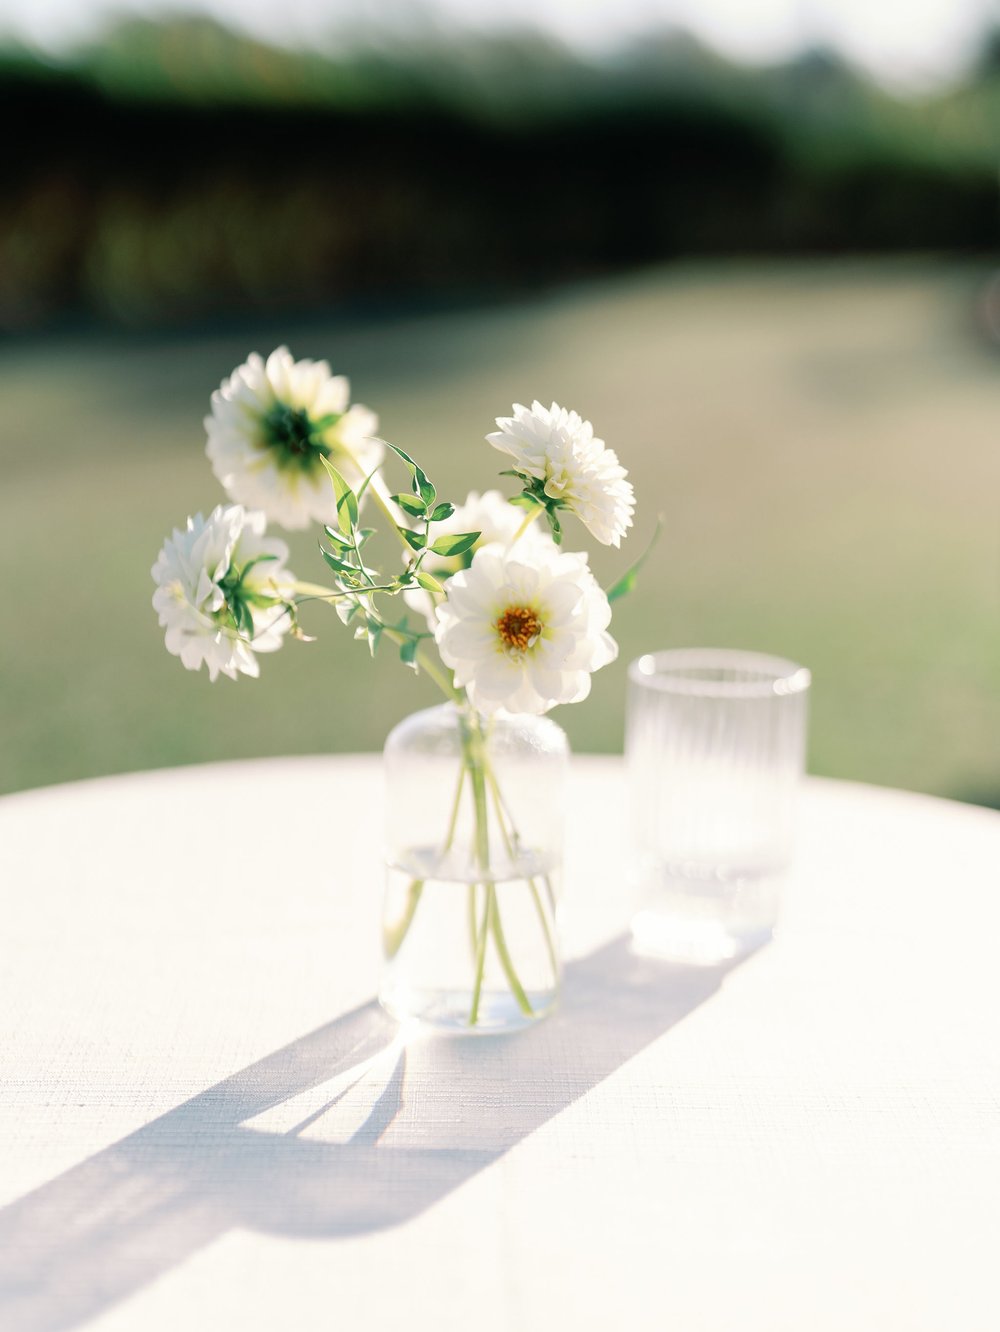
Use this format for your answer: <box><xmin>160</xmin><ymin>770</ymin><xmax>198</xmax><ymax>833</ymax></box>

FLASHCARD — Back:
<box><xmin>487</xmin><ymin>399</ymin><xmax>635</xmax><ymax>547</ymax></box>
<box><xmin>434</xmin><ymin>545</ymin><xmax>618</xmax><ymax>715</ymax></box>
<box><xmin>205</xmin><ymin>346</ymin><xmax>382</xmax><ymax>531</ymax></box>
<box><xmin>404</xmin><ymin>487</ymin><xmax>557</xmax><ymax>623</ymax></box>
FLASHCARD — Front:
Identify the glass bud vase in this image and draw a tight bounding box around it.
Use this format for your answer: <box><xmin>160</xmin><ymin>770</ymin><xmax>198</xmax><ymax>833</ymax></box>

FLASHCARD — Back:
<box><xmin>380</xmin><ymin>702</ymin><xmax>568</xmax><ymax>1034</ymax></box>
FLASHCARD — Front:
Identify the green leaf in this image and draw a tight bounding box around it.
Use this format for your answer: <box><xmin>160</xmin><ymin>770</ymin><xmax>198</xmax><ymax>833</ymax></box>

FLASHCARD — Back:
<box><xmin>356</xmin><ymin>465</ymin><xmax>379</xmax><ymax>504</ymax></box>
<box><xmin>415</xmin><ymin>570</ymin><xmax>445</xmax><ymax>594</ymax></box>
<box><xmin>400</xmin><ymin>527</ymin><xmax>427</xmax><ymax>551</ymax></box>
<box><xmin>320</xmin><ymin>455</ymin><xmax>359</xmax><ymax>534</ymax></box>
<box><xmin>322</xmin><ymin>525</ymin><xmax>354</xmax><ymax>550</ymax></box>
<box><xmin>399</xmin><ymin>638</ymin><xmax>419</xmax><ymax>671</ymax></box>
<box><xmin>605</xmin><ymin>568</ymin><xmax>636</xmax><ymax>602</ymax></box>
<box><xmin>545</xmin><ymin>508</ymin><xmax>563</xmax><ymax>545</ymax></box>
<box><xmin>391</xmin><ymin>493</ymin><xmax>427</xmax><ymax>518</ymax></box>
<box><xmin>366</xmin><ymin>618</ymin><xmax>383</xmax><ymax>657</ymax></box>
<box><xmin>386</xmin><ymin>442</ymin><xmax>436</xmax><ymax>508</ymax></box>
<box><xmin>605</xmin><ymin>516</ymin><xmax>663</xmax><ymax>604</ymax></box>
<box><xmin>428</xmin><ymin>501</ymin><xmax>455</xmax><ymax>523</ymax></box>
<box><xmin>356</xmin><ymin>527</ymin><xmax>376</xmax><ymax>548</ymax></box>
<box><xmin>243</xmin><ymin>588</ymin><xmax>282</xmax><ymax>609</ymax></box>
<box><xmin>429</xmin><ymin>530</ymin><xmax>480</xmax><ymax>557</ymax></box>
<box><xmin>231</xmin><ymin>598</ymin><xmax>254</xmax><ymax>639</ymax></box>
<box><xmin>319</xmin><ymin>544</ymin><xmax>358</xmax><ymax>576</ymax></box>
<box><xmin>237</xmin><ymin>553</ymin><xmax>278</xmax><ymax>579</ymax></box>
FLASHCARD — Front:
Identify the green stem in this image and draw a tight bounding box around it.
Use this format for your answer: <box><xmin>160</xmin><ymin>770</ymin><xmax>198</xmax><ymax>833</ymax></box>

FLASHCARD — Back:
<box><xmin>416</xmin><ymin>646</ymin><xmax>461</xmax><ymax>702</ymax></box>
<box><xmin>376</xmin><ymin>625</ymin><xmax>460</xmax><ymax>702</ymax></box>
<box><xmin>485</xmin><ymin>766</ymin><xmax>559</xmax><ymax>986</ymax></box>
<box><xmin>467</xmin><ymin>883</ymin><xmax>479</xmax><ymax>962</ymax></box>
<box><xmin>468</xmin><ymin>884</ymin><xmax>491</xmax><ymax>1027</ymax></box>
<box><xmin>487</xmin><ymin>886</ymin><xmax>532</xmax><ymax>1015</ymax></box>
<box><xmin>465</xmin><ymin>715</ymin><xmax>492</xmax><ymax>1026</ymax></box>
<box><xmin>509</xmin><ymin>504</ymin><xmax>542</xmax><ymax>547</ymax></box>
<box><xmin>385</xmin><ymin>757</ymin><xmax>466</xmax><ymax>961</ymax></box>
<box><xmin>442</xmin><ymin>761</ymin><xmax>466</xmax><ymax>850</ymax></box>
<box><xmin>470</xmin><ymin>744</ymin><xmax>491</xmax><ymax>874</ymax></box>
<box><xmin>541</xmin><ymin>874</ymin><xmax>558</xmax><ymax>919</ymax></box>
<box><xmin>464</xmin><ymin>714</ymin><xmax>534</xmax><ymax>1023</ymax></box>
<box><xmin>382</xmin><ymin>881</ymin><xmax>423</xmax><ymax>959</ymax></box>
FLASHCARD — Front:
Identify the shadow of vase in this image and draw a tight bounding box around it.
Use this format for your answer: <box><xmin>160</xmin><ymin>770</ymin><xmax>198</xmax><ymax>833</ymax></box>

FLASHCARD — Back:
<box><xmin>0</xmin><ymin>934</ymin><xmax>756</xmax><ymax>1331</ymax></box>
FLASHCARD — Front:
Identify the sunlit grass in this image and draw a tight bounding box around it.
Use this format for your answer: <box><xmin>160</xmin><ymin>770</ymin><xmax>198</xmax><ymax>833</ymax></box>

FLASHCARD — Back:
<box><xmin>2</xmin><ymin>258</ymin><xmax>998</xmax><ymax>801</ymax></box>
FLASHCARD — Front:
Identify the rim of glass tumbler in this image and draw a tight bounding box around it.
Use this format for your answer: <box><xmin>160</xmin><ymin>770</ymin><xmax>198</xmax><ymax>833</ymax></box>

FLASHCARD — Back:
<box><xmin>628</xmin><ymin>648</ymin><xmax>811</xmax><ymax>699</ymax></box>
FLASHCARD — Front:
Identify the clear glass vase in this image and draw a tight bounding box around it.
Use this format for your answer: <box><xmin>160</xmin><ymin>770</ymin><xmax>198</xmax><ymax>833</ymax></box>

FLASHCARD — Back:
<box><xmin>380</xmin><ymin>702</ymin><xmax>568</xmax><ymax>1034</ymax></box>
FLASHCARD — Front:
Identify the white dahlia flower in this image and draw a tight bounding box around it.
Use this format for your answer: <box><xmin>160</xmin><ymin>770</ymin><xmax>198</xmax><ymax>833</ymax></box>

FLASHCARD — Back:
<box><xmin>434</xmin><ymin>545</ymin><xmax>618</xmax><ymax>715</ymax></box>
<box><xmin>205</xmin><ymin>346</ymin><xmax>382</xmax><ymax>531</ymax></box>
<box><xmin>487</xmin><ymin>400</ymin><xmax>635</xmax><ymax>547</ymax></box>
<box><xmin>151</xmin><ymin>504</ymin><xmax>296</xmax><ymax>682</ymax></box>
<box><xmin>404</xmin><ymin>488</ymin><xmax>556</xmax><ymax>623</ymax></box>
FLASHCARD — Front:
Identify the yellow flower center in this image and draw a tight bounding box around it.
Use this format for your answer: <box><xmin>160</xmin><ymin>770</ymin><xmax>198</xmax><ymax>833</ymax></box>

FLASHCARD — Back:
<box><xmin>496</xmin><ymin>605</ymin><xmax>542</xmax><ymax>654</ymax></box>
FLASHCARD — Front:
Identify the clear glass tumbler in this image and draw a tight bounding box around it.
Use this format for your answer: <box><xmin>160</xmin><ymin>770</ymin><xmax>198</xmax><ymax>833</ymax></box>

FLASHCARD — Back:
<box><xmin>626</xmin><ymin>649</ymin><xmax>810</xmax><ymax>964</ymax></box>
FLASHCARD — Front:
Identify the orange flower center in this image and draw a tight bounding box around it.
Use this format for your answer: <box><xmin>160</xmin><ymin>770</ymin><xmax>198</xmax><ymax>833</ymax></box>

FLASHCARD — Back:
<box><xmin>496</xmin><ymin>605</ymin><xmax>542</xmax><ymax>653</ymax></box>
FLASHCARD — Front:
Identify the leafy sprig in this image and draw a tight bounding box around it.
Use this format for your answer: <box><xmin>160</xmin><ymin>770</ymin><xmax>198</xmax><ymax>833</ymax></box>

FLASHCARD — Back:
<box><xmin>315</xmin><ymin>449</ymin><xmax>479</xmax><ymax>672</ymax></box>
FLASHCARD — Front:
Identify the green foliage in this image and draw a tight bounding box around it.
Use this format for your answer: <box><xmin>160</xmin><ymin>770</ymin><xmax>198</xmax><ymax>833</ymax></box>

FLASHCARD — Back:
<box><xmin>312</xmin><ymin>436</ymin><xmax>452</xmax><ymax>673</ymax></box>
<box><xmin>318</xmin><ymin>545</ymin><xmax>358</xmax><ymax>577</ymax></box>
<box><xmin>392</xmin><ymin>493</ymin><xmax>427</xmax><ymax>518</ymax></box>
<box><xmin>429</xmin><ymin>532</ymin><xmax>480</xmax><ymax>557</ymax></box>
<box><xmin>356</xmin><ymin>468</ymin><xmax>379</xmax><ymax>504</ymax></box>
<box><xmin>386</xmin><ymin>442</ymin><xmax>436</xmax><ymax>509</ymax></box>
<box><xmin>605</xmin><ymin>517</ymin><xmax>663</xmax><ymax>604</ymax></box>
<box><xmin>319</xmin><ymin>456</ymin><xmax>358</xmax><ymax>534</ymax></box>
<box><xmin>322</xmin><ymin>525</ymin><xmax>353</xmax><ymax>551</ymax></box>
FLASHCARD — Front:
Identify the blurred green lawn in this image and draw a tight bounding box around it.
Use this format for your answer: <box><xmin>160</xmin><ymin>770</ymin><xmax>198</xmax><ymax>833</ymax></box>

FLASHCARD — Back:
<box><xmin>2</xmin><ymin>259</ymin><xmax>998</xmax><ymax>801</ymax></box>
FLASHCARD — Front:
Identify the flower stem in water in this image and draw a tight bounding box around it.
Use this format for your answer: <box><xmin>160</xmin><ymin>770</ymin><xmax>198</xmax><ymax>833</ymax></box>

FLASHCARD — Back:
<box><xmin>468</xmin><ymin>883</ymin><xmax>492</xmax><ymax>1026</ymax></box>
<box><xmin>485</xmin><ymin>764</ymin><xmax>559</xmax><ymax>985</ymax></box>
<box><xmin>385</xmin><ymin>760</ymin><xmax>465</xmax><ymax>960</ymax></box>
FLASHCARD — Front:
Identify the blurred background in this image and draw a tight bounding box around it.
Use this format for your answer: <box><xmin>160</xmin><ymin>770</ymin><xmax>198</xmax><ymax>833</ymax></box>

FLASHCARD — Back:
<box><xmin>1</xmin><ymin>0</ymin><xmax>998</xmax><ymax>801</ymax></box>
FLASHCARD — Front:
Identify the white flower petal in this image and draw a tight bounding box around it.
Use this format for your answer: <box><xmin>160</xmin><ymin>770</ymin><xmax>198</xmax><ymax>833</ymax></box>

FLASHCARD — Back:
<box><xmin>434</xmin><ymin>543</ymin><xmax>617</xmax><ymax>716</ymax></box>
<box><xmin>486</xmin><ymin>399</ymin><xmax>635</xmax><ymax>546</ymax></box>
<box><xmin>152</xmin><ymin>504</ymin><xmax>297</xmax><ymax>683</ymax></box>
<box><xmin>206</xmin><ymin>348</ymin><xmax>382</xmax><ymax>531</ymax></box>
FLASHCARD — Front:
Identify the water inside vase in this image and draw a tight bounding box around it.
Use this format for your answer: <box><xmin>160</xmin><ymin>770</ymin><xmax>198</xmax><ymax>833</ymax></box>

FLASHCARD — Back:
<box><xmin>380</xmin><ymin>845</ymin><xmax>561</xmax><ymax>1033</ymax></box>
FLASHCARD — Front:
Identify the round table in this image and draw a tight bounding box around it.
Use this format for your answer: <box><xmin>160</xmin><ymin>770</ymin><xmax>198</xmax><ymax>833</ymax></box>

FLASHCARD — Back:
<box><xmin>1</xmin><ymin>757</ymin><xmax>998</xmax><ymax>1331</ymax></box>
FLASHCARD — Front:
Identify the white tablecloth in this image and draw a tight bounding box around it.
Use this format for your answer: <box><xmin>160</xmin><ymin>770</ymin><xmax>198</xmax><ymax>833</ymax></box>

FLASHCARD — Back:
<box><xmin>1</xmin><ymin>757</ymin><xmax>998</xmax><ymax>1331</ymax></box>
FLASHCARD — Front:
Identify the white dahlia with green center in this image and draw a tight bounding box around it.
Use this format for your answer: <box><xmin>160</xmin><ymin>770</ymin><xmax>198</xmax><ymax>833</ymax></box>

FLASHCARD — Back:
<box><xmin>205</xmin><ymin>346</ymin><xmax>382</xmax><ymax>531</ymax></box>
<box><xmin>434</xmin><ymin>545</ymin><xmax>618</xmax><ymax>715</ymax></box>
<box><xmin>151</xmin><ymin>504</ymin><xmax>296</xmax><ymax>682</ymax></box>
<box><xmin>487</xmin><ymin>400</ymin><xmax>635</xmax><ymax>547</ymax></box>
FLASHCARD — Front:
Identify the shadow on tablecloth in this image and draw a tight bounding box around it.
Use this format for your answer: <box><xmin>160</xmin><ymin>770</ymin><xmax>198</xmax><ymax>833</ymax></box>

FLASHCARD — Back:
<box><xmin>0</xmin><ymin>935</ymin><xmax>755</xmax><ymax>1331</ymax></box>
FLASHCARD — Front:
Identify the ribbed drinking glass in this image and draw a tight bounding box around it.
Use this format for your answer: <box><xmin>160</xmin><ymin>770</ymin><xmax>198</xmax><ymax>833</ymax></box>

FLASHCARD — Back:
<box><xmin>626</xmin><ymin>649</ymin><xmax>810</xmax><ymax>964</ymax></box>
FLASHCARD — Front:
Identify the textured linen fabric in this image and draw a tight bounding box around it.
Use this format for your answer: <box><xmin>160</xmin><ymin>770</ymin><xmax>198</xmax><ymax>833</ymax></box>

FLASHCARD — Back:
<box><xmin>0</xmin><ymin>758</ymin><xmax>998</xmax><ymax>1331</ymax></box>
